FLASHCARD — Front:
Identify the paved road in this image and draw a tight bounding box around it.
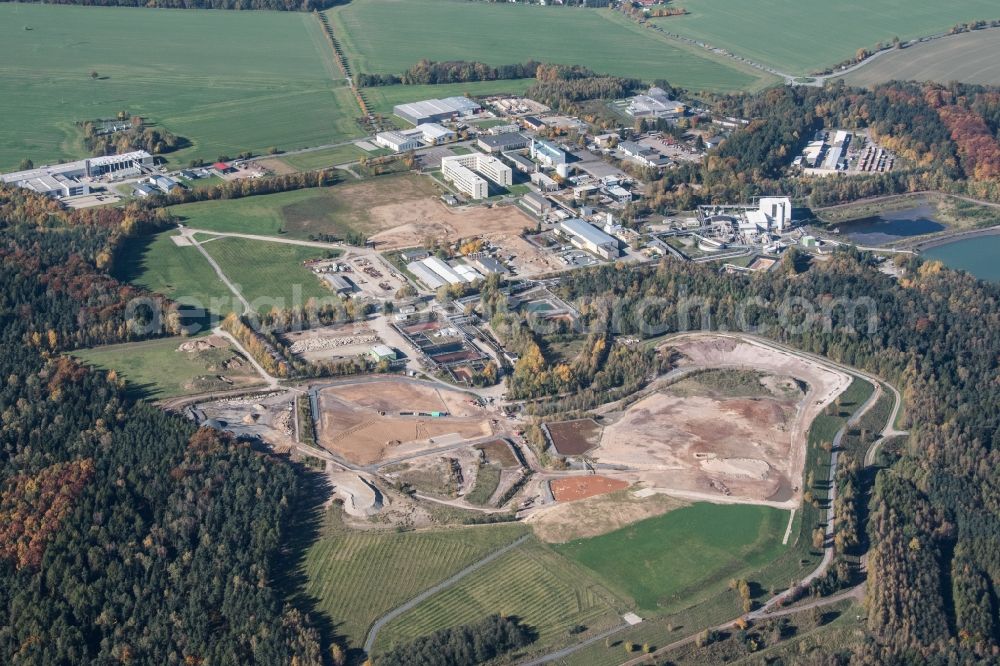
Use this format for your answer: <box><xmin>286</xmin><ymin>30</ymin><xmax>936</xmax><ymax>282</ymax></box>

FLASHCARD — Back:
<box><xmin>363</xmin><ymin>534</ymin><xmax>531</xmax><ymax>654</ymax></box>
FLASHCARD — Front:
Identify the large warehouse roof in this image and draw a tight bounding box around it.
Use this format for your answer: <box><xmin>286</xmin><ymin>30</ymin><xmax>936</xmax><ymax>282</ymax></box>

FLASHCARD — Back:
<box><xmin>394</xmin><ymin>96</ymin><xmax>480</xmax><ymax>122</ymax></box>
<box><xmin>559</xmin><ymin>218</ymin><xmax>617</xmax><ymax>247</ymax></box>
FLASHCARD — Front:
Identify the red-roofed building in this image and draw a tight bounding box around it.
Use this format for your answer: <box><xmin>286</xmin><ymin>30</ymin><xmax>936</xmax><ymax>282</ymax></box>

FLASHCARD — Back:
<box><xmin>212</xmin><ymin>161</ymin><xmax>231</xmax><ymax>175</ymax></box>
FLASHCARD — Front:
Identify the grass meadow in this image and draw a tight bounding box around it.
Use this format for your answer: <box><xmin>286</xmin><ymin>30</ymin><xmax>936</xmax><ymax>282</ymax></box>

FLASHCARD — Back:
<box><xmin>301</xmin><ymin>514</ymin><xmax>527</xmax><ymax>648</ymax></box>
<box><xmin>169</xmin><ymin>173</ymin><xmax>439</xmax><ymax>239</ymax></box>
<box><xmin>655</xmin><ymin>0</ymin><xmax>1000</xmax><ymax>74</ymax></box>
<box><xmin>278</xmin><ymin>144</ymin><xmax>375</xmax><ymax>172</ymax></box>
<box><xmin>328</xmin><ymin>0</ymin><xmax>772</xmax><ymax>92</ymax></box>
<box><xmin>71</xmin><ymin>336</ymin><xmax>262</xmax><ymax>399</ymax></box>
<box><xmin>374</xmin><ymin>539</ymin><xmax>625</xmax><ymax>656</ymax></box>
<box><xmin>553</xmin><ymin>503</ymin><xmax>788</xmax><ymax>612</ymax></box>
<box><xmin>197</xmin><ymin>235</ymin><xmax>335</xmax><ymax>312</ymax></box>
<box><xmin>114</xmin><ymin>230</ymin><xmax>236</xmax><ymax>318</ymax></box>
<box><xmin>0</xmin><ymin>4</ymin><xmax>361</xmax><ymax>170</ymax></box>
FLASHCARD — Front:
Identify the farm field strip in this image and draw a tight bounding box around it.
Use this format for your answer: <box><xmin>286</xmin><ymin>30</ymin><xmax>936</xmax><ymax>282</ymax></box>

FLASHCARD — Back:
<box><xmin>844</xmin><ymin>28</ymin><xmax>1000</xmax><ymax>86</ymax></box>
<box><xmin>302</xmin><ymin>523</ymin><xmax>527</xmax><ymax>647</ymax></box>
<box><xmin>327</xmin><ymin>0</ymin><xmax>771</xmax><ymax>92</ymax></box>
<box><xmin>375</xmin><ymin>540</ymin><xmax>624</xmax><ymax>654</ymax></box>
<box><xmin>655</xmin><ymin>0</ymin><xmax>1000</xmax><ymax>75</ymax></box>
<box><xmin>0</xmin><ymin>4</ymin><xmax>362</xmax><ymax>170</ymax></box>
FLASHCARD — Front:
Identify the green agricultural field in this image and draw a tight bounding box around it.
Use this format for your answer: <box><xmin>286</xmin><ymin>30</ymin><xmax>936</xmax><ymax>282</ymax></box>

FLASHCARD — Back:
<box><xmin>302</xmin><ymin>514</ymin><xmax>527</xmax><ymax>648</ymax></box>
<box><xmin>198</xmin><ymin>236</ymin><xmax>336</xmax><ymax>312</ymax></box>
<box><xmin>0</xmin><ymin>4</ymin><xmax>361</xmax><ymax>171</ymax></box>
<box><xmin>374</xmin><ymin>539</ymin><xmax>625</xmax><ymax>656</ymax></box>
<box><xmin>114</xmin><ymin>230</ymin><xmax>237</xmax><ymax>319</ymax></box>
<box><xmin>328</xmin><ymin>0</ymin><xmax>772</xmax><ymax>92</ymax></box>
<box><xmin>554</xmin><ymin>503</ymin><xmax>788</xmax><ymax>611</ymax></box>
<box><xmin>71</xmin><ymin>336</ymin><xmax>262</xmax><ymax>399</ymax></box>
<box><xmin>169</xmin><ymin>173</ymin><xmax>441</xmax><ymax>239</ymax></box>
<box><xmin>655</xmin><ymin>0</ymin><xmax>999</xmax><ymax>75</ymax></box>
<box><xmin>844</xmin><ymin>29</ymin><xmax>1000</xmax><ymax>87</ymax></box>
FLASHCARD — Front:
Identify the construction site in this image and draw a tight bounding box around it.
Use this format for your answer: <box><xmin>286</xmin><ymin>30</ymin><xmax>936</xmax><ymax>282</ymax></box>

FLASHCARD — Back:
<box><xmin>584</xmin><ymin>335</ymin><xmax>852</xmax><ymax>508</ymax></box>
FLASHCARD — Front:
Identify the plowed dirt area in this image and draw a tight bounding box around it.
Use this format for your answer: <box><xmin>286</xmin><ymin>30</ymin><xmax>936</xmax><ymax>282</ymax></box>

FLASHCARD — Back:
<box><xmin>550</xmin><ymin>476</ymin><xmax>629</xmax><ymax>502</ymax></box>
<box><xmin>546</xmin><ymin>418</ymin><xmax>601</xmax><ymax>455</ymax></box>
<box><xmin>595</xmin><ymin>335</ymin><xmax>851</xmax><ymax>508</ymax></box>
<box><xmin>316</xmin><ymin>379</ymin><xmax>491</xmax><ymax>466</ymax></box>
<box><xmin>367</xmin><ymin>200</ymin><xmax>536</xmax><ymax>251</ymax></box>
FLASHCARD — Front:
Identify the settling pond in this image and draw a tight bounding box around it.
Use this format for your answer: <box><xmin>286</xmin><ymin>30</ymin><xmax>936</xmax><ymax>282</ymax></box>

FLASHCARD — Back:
<box><xmin>834</xmin><ymin>204</ymin><xmax>1000</xmax><ymax>282</ymax></box>
<box><xmin>834</xmin><ymin>204</ymin><xmax>945</xmax><ymax>245</ymax></box>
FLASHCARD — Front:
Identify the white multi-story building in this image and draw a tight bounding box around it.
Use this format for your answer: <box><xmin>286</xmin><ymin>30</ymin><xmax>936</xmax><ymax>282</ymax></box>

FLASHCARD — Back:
<box><xmin>441</xmin><ymin>154</ymin><xmax>512</xmax><ymax>199</ymax></box>
<box><xmin>758</xmin><ymin>196</ymin><xmax>792</xmax><ymax>231</ymax></box>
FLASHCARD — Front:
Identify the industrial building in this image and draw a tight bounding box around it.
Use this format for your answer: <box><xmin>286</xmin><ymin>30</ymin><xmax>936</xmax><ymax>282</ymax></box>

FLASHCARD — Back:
<box><xmin>393</xmin><ymin>96</ymin><xmax>481</xmax><ymax>125</ymax></box>
<box><xmin>530</xmin><ymin>171</ymin><xmax>559</xmax><ymax>192</ymax></box>
<box><xmin>605</xmin><ymin>184</ymin><xmax>632</xmax><ymax>203</ymax></box>
<box><xmin>487</xmin><ymin>123</ymin><xmax>520</xmax><ymax>135</ymax></box>
<box><xmin>441</xmin><ymin>153</ymin><xmax>512</xmax><ymax>199</ymax></box>
<box><xmin>521</xmin><ymin>116</ymin><xmax>546</xmax><ymax>131</ymax></box>
<box><xmin>406</xmin><ymin>261</ymin><xmax>446</xmax><ymax>290</ymax></box>
<box><xmin>753</xmin><ymin>196</ymin><xmax>792</xmax><ymax>231</ymax></box>
<box><xmin>618</xmin><ymin>141</ymin><xmax>669</xmax><ymax>168</ymax></box>
<box><xmin>468</xmin><ymin>254</ymin><xmax>507</xmax><ymax>275</ymax></box>
<box><xmin>530</xmin><ymin>138</ymin><xmax>567</xmax><ymax>167</ymax></box>
<box><xmin>520</xmin><ymin>191</ymin><xmax>552</xmax><ymax>216</ymax></box>
<box><xmin>504</xmin><ymin>152</ymin><xmax>536</xmax><ymax>174</ymax></box>
<box><xmin>417</xmin><ymin>123</ymin><xmax>457</xmax><ymax>145</ymax></box>
<box><xmin>376</xmin><ymin>122</ymin><xmax>456</xmax><ymax>151</ymax></box>
<box><xmin>558</xmin><ymin>218</ymin><xmax>620</xmax><ymax>260</ymax></box>
<box><xmin>150</xmin><ymin>175</ymin><xmax>179</xmax><ymax>193</ymax></box>
<box><xmin>477</xmin><ymin>132</ymin><xmax>529</xmax><ymax>153</ymax></box>
<box><xmin>370</xmin><ymin>344</ymin><xmax>397</xmax><ymax>362</ymax></box>
<box><xmin>323</xmin><ymin>274</ymin><xmax>355</xmax><ymax>294</ymax></box>
<box><xmin>375</xmin><ymin>130</ymin><xmax>422</xmax><ymax>152</ymax></box>
<box><xmin>625</xmin><ymin>87</ymin><xmax>685</xmax><ymax>119</ymax></box>
<box><xmin>0</xmin><ymin>150</ymin><xmax>153</xmax><ymax>198</ymax></box>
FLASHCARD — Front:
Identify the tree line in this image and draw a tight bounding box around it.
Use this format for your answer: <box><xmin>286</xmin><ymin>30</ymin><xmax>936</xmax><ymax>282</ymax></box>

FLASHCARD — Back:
<box><xmin>0</xmin><ymin>189</ymin><xmax>324</xmax><ymax>663</ymax></box>
<box><xmin>356</xmin><ymin>59</ymin><xmax>542</xmax><ymax>87</ymax></box>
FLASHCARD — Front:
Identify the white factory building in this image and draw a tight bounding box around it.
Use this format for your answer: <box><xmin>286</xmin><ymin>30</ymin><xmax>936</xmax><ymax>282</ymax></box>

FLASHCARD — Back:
<box><xmin>743</xmin><ymin>197</ymin><xmax>792</xmax><ymax>232</ymax></box>
<box><xmin>441</xmin><ymin>153</ymin><xmax>512</xmax><ymax>199</ymax></box>
<box><xmin>530</xmin><ymin>138</ymin><xmax>567</xmax><ymax>167</ymax></box>
<box><xmin>375</xmin><ymin>123</ymin><xmax>457</xmax><ymax>152</ymax></box>
<box><xmin>558</xmin><ymin>218</ymin><xmax>620</xmax><ymax>260</ymax></box>
<box><xmin>625</xmin><ymin>87</ymin><xmax>686</xmax><ymax>119</ymax></box>
<box><xmin>393</xmin><ymin>96</ymin><xmax>481</xmax><ymax>125</ymax></box>
<box><xmin>375</xmin><ymin>130</ymin><xmax>422</xmax><ymax>152</ymax></box>
<box><xmin>407</xmin><ymin>256</ymin><xmax>486</xmax><ymax>289</ymax></box>
<box><xmin>1</xmin><ymin>150</ymin><xmax>154</xmax><ymax>197</ymax></box>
